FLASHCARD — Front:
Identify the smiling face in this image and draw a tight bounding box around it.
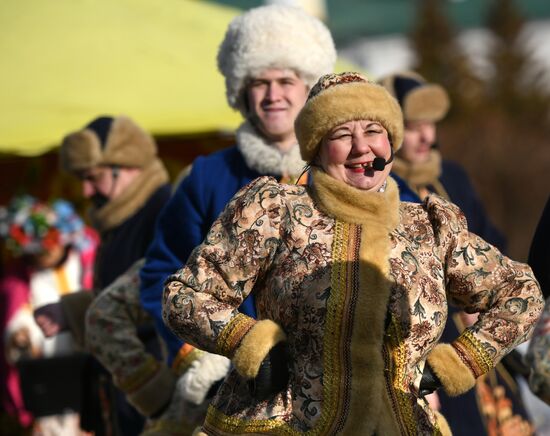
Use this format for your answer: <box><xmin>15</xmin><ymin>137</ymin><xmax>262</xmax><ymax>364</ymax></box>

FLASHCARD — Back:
<box><xmin>318</xmin><ymin>119</ymin><xmax>393</xmax><ymax>192</ymax></box>
<box><xmin>245</xmin><ymin>68</ymin><xmax>309</xmax><ymax>151</ymax></box>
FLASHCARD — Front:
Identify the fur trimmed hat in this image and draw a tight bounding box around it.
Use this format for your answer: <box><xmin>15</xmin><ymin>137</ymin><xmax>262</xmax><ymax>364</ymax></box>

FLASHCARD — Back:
<box><xmin>295</xmin><ymin>72</ymin><xmax>404</xmax><ymax>163</ymax></box>
<box><xmin>378</xmin><ymin>71</ymin><xmax>450</xmax><ymax>122</ymax></box>
<box><xmin>217</xmin><ymin>4</ymin><xmax>336</xmax><ymax>115</ymax></box>
<box><xmin>60</xmin><ymin>115</ymin><xmax>158</xmax><ymax>173</ymax></box>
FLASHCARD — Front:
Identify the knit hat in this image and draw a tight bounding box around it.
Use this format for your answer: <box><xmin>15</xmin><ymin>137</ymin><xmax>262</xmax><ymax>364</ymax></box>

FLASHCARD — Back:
<box><xmin>60</xmin><ymin>115</ymin><xmax>158</xmax><ymax>173</ymax></box>
<box><xmin>217</xmin><ymin>4</ymin><xmax>336</xmax><ymax>115</ymax></box>
<box><xmin>295</xmin><ymin>72</ymin><xmax>404</xmax><ymax>163</ymax></box>
<box><xmin>378</xmin><ymin>71</ymin><xmax>450</xmax><ymax>122</ymax></box>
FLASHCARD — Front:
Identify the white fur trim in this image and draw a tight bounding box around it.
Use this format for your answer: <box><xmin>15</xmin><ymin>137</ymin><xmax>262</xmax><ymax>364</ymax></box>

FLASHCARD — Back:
<box><xmin>236</xmin><ymin>121</ymin><xmax>306</xmax><ymax>177</ymax></box>
<box><xmin>217</xmin><ymin>4</ymin><xmax>336</xmax><ymax>114</ymax></box>
<box><xmin>179</xmin><ymin>352</ymin><xmax>230</xmax><ymax>405</ymax></box>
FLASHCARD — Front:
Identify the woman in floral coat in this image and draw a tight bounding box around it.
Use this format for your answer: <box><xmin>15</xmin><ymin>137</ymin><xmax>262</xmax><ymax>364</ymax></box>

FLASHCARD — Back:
<box><xmin>162</xmin><ymin>72</ymin><xmax>543</xmax><ymax>435</ymax></box>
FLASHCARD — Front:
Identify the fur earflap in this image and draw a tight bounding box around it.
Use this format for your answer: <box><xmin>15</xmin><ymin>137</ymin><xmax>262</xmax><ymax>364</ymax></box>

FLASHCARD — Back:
<box><xmin>217</xmin><ymin>4</ymin><xmax>336</xmax><ymax>114</ymax></box>
<box><xmin>232</xmin><ymin>319</ymin><xmax>286</xmax><ymax>379</ymax></box>
<box><xmin>426</xmin><ymin>344</ymin><xmax>476</xmax><ymax>396</ymax></box>
<box><xmin>295</xmin><ymin>73</ymin><xmax>404</xmax><ymax>162</ymax></box>
<box><xmin>378</xmin><ymin>71</ymin><xmax>450</xmax><ymax>123</ymax></box>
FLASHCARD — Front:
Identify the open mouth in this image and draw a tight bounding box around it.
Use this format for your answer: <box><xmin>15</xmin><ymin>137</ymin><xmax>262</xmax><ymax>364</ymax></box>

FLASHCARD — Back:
<box><xmin>345</xmin><ymin>162</ymin><xmax>373</xmax><ymax>172</ymax></box>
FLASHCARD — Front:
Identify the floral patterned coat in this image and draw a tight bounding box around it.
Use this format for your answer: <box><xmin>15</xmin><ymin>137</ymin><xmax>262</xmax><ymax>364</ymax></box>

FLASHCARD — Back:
<box><xmin>163</xmin><ymin>173</ymin><xmax>543</xmax><ymax>436</ymax></box>
<box><xmin>526</xmin><ymin>295</ymin><xmax>550</xmax><ymax>404</ymax></box>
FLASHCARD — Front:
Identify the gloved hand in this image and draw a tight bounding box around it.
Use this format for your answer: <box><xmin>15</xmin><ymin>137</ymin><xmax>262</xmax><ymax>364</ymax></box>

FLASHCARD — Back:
<box><xmin>248</xmin><ymin>341</ymin><xmax>289</xmax><ymax>400</ymax></box>
<box><xmin>419</xmin><ymin>363</ymin><xmax>442</xmax><ymax>398</ymax></box>
<box><xmin>180</xmin><ymin>352</ymin><xmax>231</xmax><ymax>405</ymax></box>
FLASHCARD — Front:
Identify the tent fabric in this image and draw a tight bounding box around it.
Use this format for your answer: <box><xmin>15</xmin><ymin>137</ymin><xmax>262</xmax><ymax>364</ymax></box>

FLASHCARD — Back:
<box><xmin>0</xmin><ymin>0</ymin><xmax>243</xmax><ymax>156</ymax></box>
<box><xmin>0</xmin><ymin>0</ymin><xmax>361</xmax><ymax>157</ymax></box>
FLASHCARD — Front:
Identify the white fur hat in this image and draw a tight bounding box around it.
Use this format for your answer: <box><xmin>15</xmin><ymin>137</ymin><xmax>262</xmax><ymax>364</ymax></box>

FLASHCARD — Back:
<box><xmin>217</xmin><ymin>4</ymin><xmax>336</xmax><ymax>115</ymax></box>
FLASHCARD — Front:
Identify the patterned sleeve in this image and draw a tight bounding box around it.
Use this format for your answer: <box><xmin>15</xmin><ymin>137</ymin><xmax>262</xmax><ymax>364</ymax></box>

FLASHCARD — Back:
<box><xmin>526</xmin><ymin>296</ymin><xmax>550</xmax><ymax>404</ymax></box>
<box><xmin>427</xmin><ymin>195</ymin><xmax>543</xmax><ymax>376</ymax></box>
<box><xmin>162</xmin><ymin>177</ymin><xmax>284</xmax><ymax>356</ymax></box>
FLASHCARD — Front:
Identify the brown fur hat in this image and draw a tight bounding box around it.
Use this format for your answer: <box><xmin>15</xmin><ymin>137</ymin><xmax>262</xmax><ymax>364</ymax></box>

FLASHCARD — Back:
<box><xmin>60</xmin><ymin>115</ymin><xmax>158</xmax><ymax>173</ymax></box>
<box><xmin>295</xmin><ymin>72</ymin><xmax>404</xmax><ymax>163</ymax></box>
<box><xmin>378</xmin><ymin>71</ymin><xmax>450</xmax><ymax>123</ymax></box>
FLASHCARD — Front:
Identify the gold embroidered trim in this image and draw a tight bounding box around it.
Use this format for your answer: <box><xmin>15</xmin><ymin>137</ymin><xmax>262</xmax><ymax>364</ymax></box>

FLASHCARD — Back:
<box><xmin>117</xmin><ymin>355</ymin><xmax>159</xmax><ymax>393</ymax></box>
<box><xmin>317</xmin><ymin>220</ymin><xmax>350</xmax><ymax>433</ymax></box>
<box><xmin>205</xmin><ymin>406</ymin><xmax>293</xmax><ymax>435</ymax></box>
<box><xmin>384</xmin><ymin>316</ymin><xmax>416</xmax><ymax>435</ymax></box>
<box><xmin>204</xmin><ymin>221</ymin><xmax>353</xmax><ymax>434</ymax></box>
<box><xmin>453</xmin><ymin>330</ymin><xmax>493</xmax><ymax>378</ymax></box>
<box><xmin>215</xmin><ymin>313</ymin><xmax>256</xmax><ymax>358</ymax></box>
<box><xmin>173</xmin><ymin>348</ymin><xmax>204</xmax><ymax>376</ymax></box>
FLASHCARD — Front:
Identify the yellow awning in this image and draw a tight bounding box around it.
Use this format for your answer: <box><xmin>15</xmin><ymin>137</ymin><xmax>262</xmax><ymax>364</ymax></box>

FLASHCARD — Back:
<box><xmin>0</xmin><ymin>0</ymin><xmax>362</xmax><ymax>156</ymax></box>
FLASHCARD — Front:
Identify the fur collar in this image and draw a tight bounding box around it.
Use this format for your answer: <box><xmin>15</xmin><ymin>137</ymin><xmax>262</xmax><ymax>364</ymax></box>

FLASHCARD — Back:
<box><xmin>309</xmin><ymin>168</ymin><xmax>400</xmax><ymax>230</ymax></box>
<box><xmin>90</xmin><ymin>158</ymin><xmax>169</xmax><ymax>232</ymax></box>
<box><xmin>236</xmin><ymin>121</ymin><xmax>306</xmax><ymax>178</ymax></box>
<box><xmin>392</xmin><ymin>149</ymin><xmax>442</xmax><ymax>187</ymax></box>
<box><xmin>310</xmin><ymin>168</ymin><xmax>401</xmax><ymax>434</ymax></box>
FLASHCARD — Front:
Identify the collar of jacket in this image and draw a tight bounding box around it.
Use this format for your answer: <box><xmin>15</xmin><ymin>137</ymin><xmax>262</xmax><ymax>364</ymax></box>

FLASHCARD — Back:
<box><xmin>89</xmin><ymin>158</ymin><xmax>169</xmax><ymax>232</ymax></box>
<box><xmin>309</xmin><ymin>168</ymin><xmax>400</xmax><ymax>230</ymax></box>
<box><xmin>236</xmin><ymin>120</ymin><xmax>306</xmax><ymax>178</ymax></box>
<box><xmin>391</xmin><ymin>148</ymin><xmax>442</xmax><ymax>188</ymax></box>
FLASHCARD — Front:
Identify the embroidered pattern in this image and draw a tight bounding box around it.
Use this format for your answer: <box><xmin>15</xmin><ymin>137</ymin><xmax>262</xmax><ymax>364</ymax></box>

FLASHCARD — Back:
<box><xmin>384</xmin><ymin>316</ymin><xmax>417</xmax><ymax>435</ymax></box>
<box><xmin>216</xmin><ymin>313</ymin><xmax>256</xmax><ymax>358</ymax></box>
<box><xmin>453</xmin><ymin>330</ymin><xmax>493</xmax><ymax>378</ymax></box>
<box><xmin>203</xmin><ymin>220</ymin><xmax>357</xmax><ymax>435</ymax></box>
<box><xmin>162</xmin><ymin>177</ymin><xmax>542</xmax><ymax>435</ymax></box>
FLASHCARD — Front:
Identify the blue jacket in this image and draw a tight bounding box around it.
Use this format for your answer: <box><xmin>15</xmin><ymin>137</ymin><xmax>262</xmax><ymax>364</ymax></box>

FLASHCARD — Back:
<box><xmin>140</xmin><ymin>147</ymin><xmax>266</xmax><ymax>363</ymax></box>
<box><xmin>439</xmin><ymin>160</ymin><xmax>506</xmax><ymax>252</ymax></box>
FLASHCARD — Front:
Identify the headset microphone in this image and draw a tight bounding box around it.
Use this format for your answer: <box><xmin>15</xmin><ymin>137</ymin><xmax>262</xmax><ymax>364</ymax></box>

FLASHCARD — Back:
<box><xmin>372</xmin><ymin>148</ymin><xmax>394</xmax><ymax>171</ymax></box>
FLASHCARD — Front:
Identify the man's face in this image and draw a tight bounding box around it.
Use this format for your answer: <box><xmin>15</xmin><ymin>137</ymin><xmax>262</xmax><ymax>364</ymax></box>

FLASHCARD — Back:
<box><xmin>399</xmin><ymin>120</ymin><xmax>437</xmax><ymax>164</ymax></box>
<box><xmin>245</xmin><ymin>69</ymin><xmax>309</xmax><ymax>146</ymax></box>
<box><xmin>78</xmin><ymin>165</ymin><xmax>141</xmax><ymax>209</ymax></box>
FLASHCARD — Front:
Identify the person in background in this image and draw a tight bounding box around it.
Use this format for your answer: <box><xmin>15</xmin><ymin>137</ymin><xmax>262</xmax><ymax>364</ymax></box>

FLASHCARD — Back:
<box><xmin>139</xmin><ymin>3</ymin><xmax>336</xmax><ymax>369</ymax></box>
<box><xmin>86</xmin><ymin>259</ymin><xmax>230</xmax><ymax>435</ymax></box>
<box><xmin>525</xmin><ymin>195</ymin><xmax>550</xmax><ymax>428</ymax></box>
<box><xmin>378</xmin><ymin>70</ymin><xmax>506</xmax><ymax>251</ymax></box>
<box><xmin>0</xmin><ymin>195</ymin><xmax>97</xmax><ymax>435</ymax></box>
<box><xmin>37</xmin><ymin>115</ymin><xmax>172</xmax><ymax>435</ymax></box>
<box><xmin>379</xmin><ymin>70</ymin><xmax>534</xmax><ymax>435</ymax></box>
<box><xmin>162</xmin><ymin>72</ymin><xmax>543</xmax><ymax>435</ymax></box>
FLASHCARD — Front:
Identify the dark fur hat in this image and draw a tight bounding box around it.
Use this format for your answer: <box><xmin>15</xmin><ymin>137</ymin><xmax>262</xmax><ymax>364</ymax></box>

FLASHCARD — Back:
<box><xmin>60</xmin><ymin>115</ymin><xmax>158</xmax><ymax>173</ymax></box>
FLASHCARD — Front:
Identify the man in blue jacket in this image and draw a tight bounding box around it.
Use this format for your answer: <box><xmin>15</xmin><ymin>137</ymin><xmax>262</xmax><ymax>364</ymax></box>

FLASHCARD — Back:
<box><xmin>140</xmin><ymin>4</ymin><xmax>337</xmax><ymax>367</ymax></box>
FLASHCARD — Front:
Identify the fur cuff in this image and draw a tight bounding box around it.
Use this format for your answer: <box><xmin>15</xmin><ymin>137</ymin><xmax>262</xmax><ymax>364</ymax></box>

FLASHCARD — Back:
<box><xmin>434</xmin><ymin>411</ymin><xmax>452</xmax><ymax>436</ymax></box>
<box><xmin>232</xmin><ymin>319</ymin><xmax>286</xmax><ymax>379</ymax></box>
<box><xmin>126</xmin><ymin>364</ymin><xmax>176</xmax><ymax>417</ymax></box>
<box><xmin>426</xmin><ymin>344</ymin><xmax>476</xmax><ymax>397</ymax></box>
<box><xmin>60</xmin><ymin>291</ymin><xmax>94</xmax><ymax>349</ymax></box>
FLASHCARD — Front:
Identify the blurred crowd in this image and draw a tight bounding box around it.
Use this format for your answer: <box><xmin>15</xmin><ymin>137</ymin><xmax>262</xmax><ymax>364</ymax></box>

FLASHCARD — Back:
<box><xmin>1</xmin><ymin>4</ymin><xmax>550</xmax><ymax>436</ymax></box>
